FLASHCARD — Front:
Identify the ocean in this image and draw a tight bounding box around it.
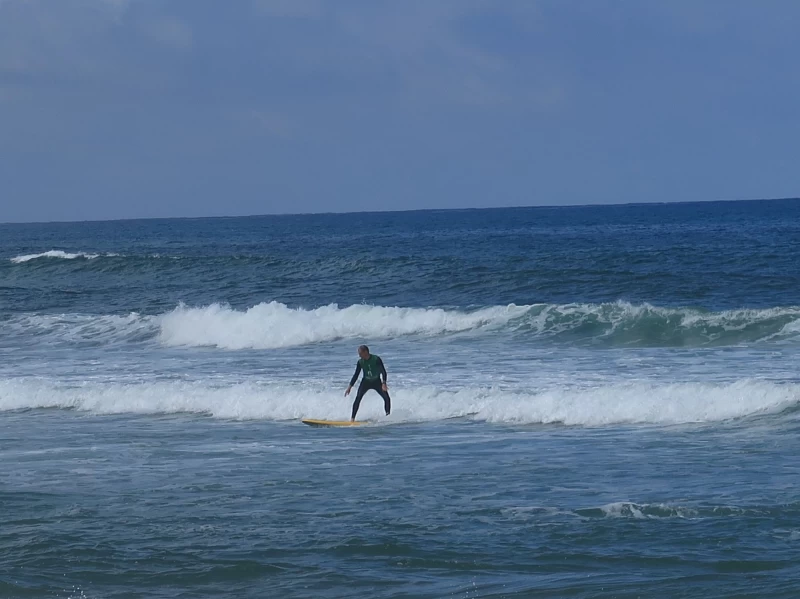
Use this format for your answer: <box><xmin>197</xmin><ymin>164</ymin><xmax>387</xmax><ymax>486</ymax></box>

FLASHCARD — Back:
<box><xmin>2</xmin><ymin>199</ymin><xmax>800</xmax><ymax>598</ymax></box>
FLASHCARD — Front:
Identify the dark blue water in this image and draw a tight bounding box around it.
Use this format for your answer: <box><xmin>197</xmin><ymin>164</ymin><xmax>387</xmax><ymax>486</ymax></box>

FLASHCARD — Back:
<box><xmin>2</xmin><ymin>200</ymin><xmax>800</xmax><ymax>598</ymax></box>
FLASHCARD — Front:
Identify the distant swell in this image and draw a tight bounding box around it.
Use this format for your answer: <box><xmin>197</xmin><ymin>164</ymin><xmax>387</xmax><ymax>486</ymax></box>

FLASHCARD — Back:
<box><xmin>504</xmin><ymin>502</ymin><xmax>800</xmax><ymax>521</ymax></box>
<box><xmin>4</xmin><ymin>301</ymin><xmax>800</xmax><ymax>349</ymax></box>
<box><xmin>0</xmin><ymin>378</ymin><xmax>795</xmax><ymax>425</ymax></box>
<box><xmin>517</xmin><ymin>301</ymin><xmax>800</xmax><ymax>347</ymax></box>
<box><xmin>3</xmin><ymin>313</ymin><xmax>158</xmax><ymax>347</ymax></box>
<box><xmin>9</xmin><ymin>250</ymin><xmax>118</xmax><ymax>263</ymax></box>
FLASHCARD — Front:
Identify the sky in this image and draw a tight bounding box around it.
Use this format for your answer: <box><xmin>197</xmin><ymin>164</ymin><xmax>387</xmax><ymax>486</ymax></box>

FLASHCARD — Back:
<box><xmin>1</xmin><ymin>0</ymin><xmax>799</xmax><ymax>223</ymax></box>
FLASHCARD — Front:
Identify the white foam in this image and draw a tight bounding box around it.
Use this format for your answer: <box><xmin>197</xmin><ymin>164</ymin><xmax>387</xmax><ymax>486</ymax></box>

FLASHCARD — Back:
<box><xmin>407</xmin><ymin>379</ymin><xmax>799</xmax><ymax>425</ymax></box>
<box><xmin>589</xmin><ymin>502</ymin><xmax>763</xmax><ymax>519</ymax></box>
<box><xmin>9</xmin><ymin>250</ymin><xmax>115</xmax><ymax>263</ymax></box>
<box><xmin>157</xmin><ymin>302</ymin><xmax>529</xmax><ymax>349</ymax></box>
<box><xmin>777</xmin><ymin>318</ymin><xmax>800</xmax><ymax>338</ymax></box>
<box><xmin>599</xmin><ymin>502</ymin><xmax>649</xmax><ymax>519</ymax></box>
<box><xmin>0</xmin><ymin>378</ymin><xmax>794</xmax><ymax>425</ymax></box>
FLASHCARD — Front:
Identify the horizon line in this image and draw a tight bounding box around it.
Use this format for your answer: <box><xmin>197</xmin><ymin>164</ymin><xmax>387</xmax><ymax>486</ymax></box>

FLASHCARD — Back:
<box><xmin>1</xmin><ymin>196</ymin><xmax>798</xmax><ymax>226</ymax></box>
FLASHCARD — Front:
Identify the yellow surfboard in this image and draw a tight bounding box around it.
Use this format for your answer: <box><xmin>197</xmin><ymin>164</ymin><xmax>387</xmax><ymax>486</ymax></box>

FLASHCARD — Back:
<box><xmin>301</xmin><ymin>419</ymin><xmax>363</xmax><ymax>427</ymax></box>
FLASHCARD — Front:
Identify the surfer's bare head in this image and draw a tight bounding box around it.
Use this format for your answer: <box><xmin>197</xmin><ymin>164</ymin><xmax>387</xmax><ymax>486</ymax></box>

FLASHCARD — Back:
<box><xmin>358</xmin><ymin>345</ymin><xmax>370</xmax><ymax>358</ymax></box>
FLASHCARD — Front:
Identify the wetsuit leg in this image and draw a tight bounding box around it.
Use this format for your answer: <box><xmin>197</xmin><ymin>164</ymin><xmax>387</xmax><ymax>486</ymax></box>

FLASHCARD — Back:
<box><xmin>351</xmin><ymin>379</ymin><xmax>386</xmax><ymax>420</ymax></box>
<box><xmin>377</xmin><ymin>387</ymin><xmax>391</xmax><ymax>415</ymax></box>
<box><xmin>351</xmin><ymin>381</ymin><xmax>369</xmax><ymax>420</ymax></box>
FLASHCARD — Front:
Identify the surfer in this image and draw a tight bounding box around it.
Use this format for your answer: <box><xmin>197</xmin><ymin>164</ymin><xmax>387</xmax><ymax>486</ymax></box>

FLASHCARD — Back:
<box><xmin>345</xmin><ymin>345</ymin><xmax>391</xmax><ymax>422</ymax></box>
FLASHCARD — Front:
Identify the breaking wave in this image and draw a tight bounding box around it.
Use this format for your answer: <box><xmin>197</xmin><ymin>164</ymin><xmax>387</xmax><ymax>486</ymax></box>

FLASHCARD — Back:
<box><xmin>0</xmin><ymin>378</ymin><xmax>795</xmax><ymax>425</ymax></box>
<box><xmin>153</xmin><ymin>301</ymin><xmax>800</xmax><ymax>348</ymax></box>
<box><xmin>157</xmin><ymin>302</ymin><xmax>527</xmax><ymax>349</ymax></box>
<box><xmin>4</xmin><ymin>301</ymin><xmax>800</xmax><ymax>349</ymax></box>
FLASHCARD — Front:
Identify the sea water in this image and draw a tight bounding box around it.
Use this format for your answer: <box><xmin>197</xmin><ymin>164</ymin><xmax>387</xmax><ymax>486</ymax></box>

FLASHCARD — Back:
<box><xmin>2</xmin><ymin>200</ymin><xmax>800</xmax><ymax>598</ymax></box>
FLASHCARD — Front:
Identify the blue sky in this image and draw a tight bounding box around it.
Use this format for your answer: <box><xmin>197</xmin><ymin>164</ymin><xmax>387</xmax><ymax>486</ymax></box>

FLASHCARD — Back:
<box><xmin>1</xmin><ymin>0</ymin><xmax>799</xmax><ymax>222</ymax></box>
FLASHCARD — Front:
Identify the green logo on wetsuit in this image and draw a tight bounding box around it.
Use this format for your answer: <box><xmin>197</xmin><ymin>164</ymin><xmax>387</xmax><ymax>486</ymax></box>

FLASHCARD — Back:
<box><xmin>359</xmin><ymin>355</ymin><xmax>381</xmax><ymax>380</ymax></box>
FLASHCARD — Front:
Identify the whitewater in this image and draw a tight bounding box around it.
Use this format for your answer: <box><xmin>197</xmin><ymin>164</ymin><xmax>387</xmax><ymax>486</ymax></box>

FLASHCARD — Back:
<box><xmin>1</xmin><ymin>376</ymin><xmax>796</xmax><ymax>425</ymax></box>
<box><xmin>4</xmin><ymin>296</ymin><xmax>800</xmax><ymax>427</ymax></box>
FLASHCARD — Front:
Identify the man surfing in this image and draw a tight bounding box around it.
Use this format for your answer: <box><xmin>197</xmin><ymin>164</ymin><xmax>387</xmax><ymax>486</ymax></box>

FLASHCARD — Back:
<box><xmin>345</xmin><ymin>345</ymin><xmax>391</xmax><ymax>422</ymax></box>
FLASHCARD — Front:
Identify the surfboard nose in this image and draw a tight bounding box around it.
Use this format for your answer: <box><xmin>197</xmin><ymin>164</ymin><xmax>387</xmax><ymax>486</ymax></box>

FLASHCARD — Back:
<box><xmin>301</xmin><ymin>419</ymin><xmax>363</xmax><ymax>427</ymax></box>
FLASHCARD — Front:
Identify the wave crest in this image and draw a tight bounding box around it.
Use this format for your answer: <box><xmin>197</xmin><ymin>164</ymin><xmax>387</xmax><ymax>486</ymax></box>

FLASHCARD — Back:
<box><xmin>520</xmin><ymin>301</ymin><xmax>800</xmax><ymax>346</ymax></box>
<box><xmin>158</xmin><ymin>301</ymin><xmax>800</xmax><ymax>349</ymax></box>
<box><xmin>9</xmin><ymin>250</ymin><xmax>113</xmax><ymax>263</ymax></box>
<box><xmin>4</xmin><ymin>301</ymin><xmax>800</xmax><ymax>349</ymax></box>
<box><xmin>158</xmin><ymin>302</ymin><xmax>527</xmax><ymax>349</ymax></box>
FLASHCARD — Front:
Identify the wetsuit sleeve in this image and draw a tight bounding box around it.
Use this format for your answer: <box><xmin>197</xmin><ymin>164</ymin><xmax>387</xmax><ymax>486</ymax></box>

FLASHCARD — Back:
<box><xmin>349</xmin><ymin>363</ymin><xmax>362</xmax><ymax>387</ymax></box>
<box><xmin>377</xmin><ymin>357</ymin><xmax>387</xmax><ymax>383</ymax></box>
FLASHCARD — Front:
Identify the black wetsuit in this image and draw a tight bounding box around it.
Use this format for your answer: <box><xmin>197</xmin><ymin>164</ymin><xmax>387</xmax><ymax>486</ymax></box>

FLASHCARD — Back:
<box><xmin>350</xmin><ymin>354</ymin><xmax>391</xmax><ymax>419</ymax></box>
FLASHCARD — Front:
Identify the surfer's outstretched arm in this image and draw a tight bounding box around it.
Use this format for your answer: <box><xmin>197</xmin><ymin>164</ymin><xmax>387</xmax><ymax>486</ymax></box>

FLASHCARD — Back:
<box><xmin>345</xmin><ymin>363</ymin><xmax>362</xmax><ymax>396</ymax></box>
